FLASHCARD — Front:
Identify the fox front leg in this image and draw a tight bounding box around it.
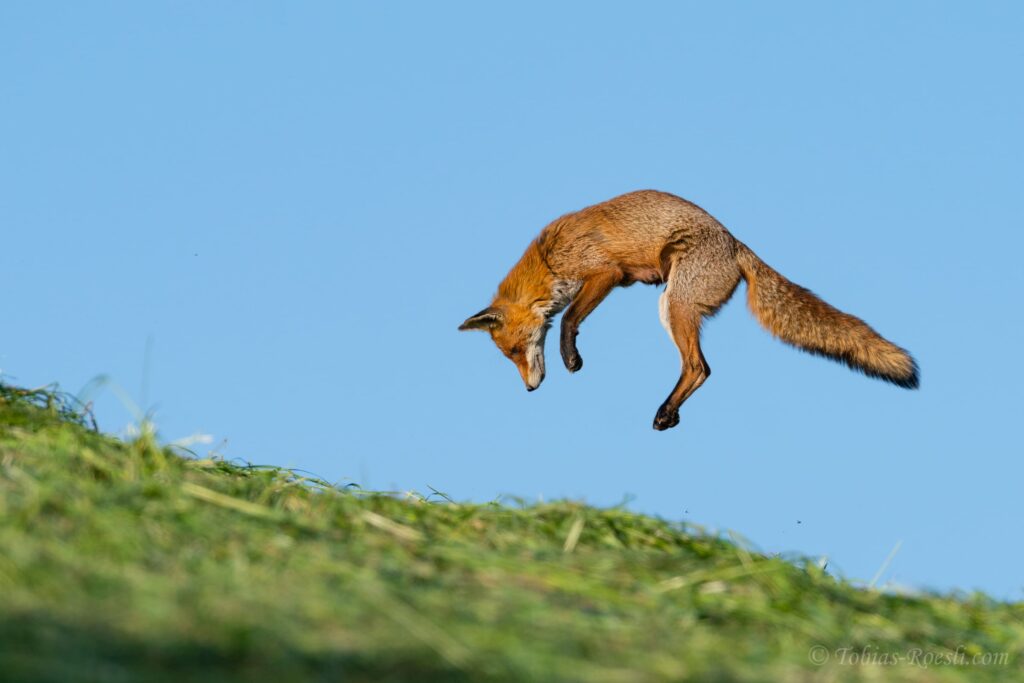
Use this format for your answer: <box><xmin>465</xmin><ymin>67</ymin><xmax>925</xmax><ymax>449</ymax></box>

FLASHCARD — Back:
<box><xmin>559</xmin><ymin>321</ymin><xmax>582</xmax><ymax>372</ymax></box>
<box><xmin>559</xmin><ymin>269</ymin><xmax>622</xmax><ymax>373</ymax></box>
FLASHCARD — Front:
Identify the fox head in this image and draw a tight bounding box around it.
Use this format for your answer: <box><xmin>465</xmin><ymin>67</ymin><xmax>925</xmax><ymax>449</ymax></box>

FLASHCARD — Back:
<box><xmin>459</xmin><ymin>302</ymin><xmax>550</xmax><ymax>391</ymax></box>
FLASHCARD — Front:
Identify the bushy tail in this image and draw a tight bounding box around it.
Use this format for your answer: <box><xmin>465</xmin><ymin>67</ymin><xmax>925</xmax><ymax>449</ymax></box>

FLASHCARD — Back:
<box><xmin>735</xmin><ymin>242</ymin><xmax>919</xmax><ymax>388</ymax></box>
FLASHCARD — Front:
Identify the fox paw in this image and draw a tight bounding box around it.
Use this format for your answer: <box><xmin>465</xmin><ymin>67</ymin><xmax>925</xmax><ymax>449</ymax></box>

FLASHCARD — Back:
<box><xmin>560</xmin><ymin>328</ymin><xmax>583</xmax><ymax>373</ymax></box>
<box><xmin>562</xmin><ymin>349</ymin><xmax>583</xmax><ymax>373</ymax></box>
<box><xmin>653</xmin><ymin>406</ymin><xmax>680</xmax><ymax>431</ymax></box>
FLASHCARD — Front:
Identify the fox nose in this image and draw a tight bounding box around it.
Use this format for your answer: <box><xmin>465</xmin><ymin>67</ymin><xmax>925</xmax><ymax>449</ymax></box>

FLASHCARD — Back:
<box><xmin>525</xmin><ymin>372</ymin><xmax>544</xmax><ymax>391</ymax></box>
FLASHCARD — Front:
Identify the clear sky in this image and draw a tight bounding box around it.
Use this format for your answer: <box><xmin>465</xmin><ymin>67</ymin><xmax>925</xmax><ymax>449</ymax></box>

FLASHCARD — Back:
<box><xmin>3</xmin><ymin>3</ymin><xmax>1022</xmax><ymax>598</ymax></box>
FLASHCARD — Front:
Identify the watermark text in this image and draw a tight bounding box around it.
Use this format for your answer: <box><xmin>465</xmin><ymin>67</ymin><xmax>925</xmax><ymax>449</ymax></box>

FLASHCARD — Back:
<box><xmin>808</xmin><ymin>644</ymin><xmax>1010</xmax><ymax>668</ymax></box>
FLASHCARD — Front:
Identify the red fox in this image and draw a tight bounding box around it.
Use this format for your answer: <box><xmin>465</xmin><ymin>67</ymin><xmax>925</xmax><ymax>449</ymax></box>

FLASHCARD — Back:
<box><xmin>460</xmin><ymin>190</ymin><xmax>918</xmax><ymax>430</ymax></box>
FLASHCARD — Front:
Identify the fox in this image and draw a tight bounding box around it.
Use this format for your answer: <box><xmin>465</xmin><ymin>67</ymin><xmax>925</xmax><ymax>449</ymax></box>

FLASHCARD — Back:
<box><xmin>459</xmin><ymin>190</ymin><xmax>918</xmax><ymax>431</ymax></box>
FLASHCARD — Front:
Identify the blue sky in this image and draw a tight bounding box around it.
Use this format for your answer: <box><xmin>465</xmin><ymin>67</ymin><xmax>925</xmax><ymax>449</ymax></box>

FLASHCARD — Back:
<box><xmin>3</xmin><ymin>3</ymin><xmax>1022</xmax><ymax>597</ymax></box>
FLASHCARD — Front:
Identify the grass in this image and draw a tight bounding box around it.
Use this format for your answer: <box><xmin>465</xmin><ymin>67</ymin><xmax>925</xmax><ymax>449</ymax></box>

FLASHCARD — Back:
<box><xmin>0</xmin><ymin>384</ymin><xmax>1021</xmax><ymax>682</ymax></box>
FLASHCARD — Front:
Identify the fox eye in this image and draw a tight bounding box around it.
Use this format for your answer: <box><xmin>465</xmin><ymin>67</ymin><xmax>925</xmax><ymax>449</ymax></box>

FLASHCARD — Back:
<box><xmin>508</xmin><ymin>346</ymin><xmax>522</xmax><ymax>357</ymax></box>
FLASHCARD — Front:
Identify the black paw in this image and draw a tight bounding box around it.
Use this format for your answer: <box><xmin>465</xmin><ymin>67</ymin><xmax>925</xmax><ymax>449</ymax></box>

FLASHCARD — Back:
<box><xmin>653</xmin><ymin>405</ymin><xmax>680</xmax><ymax>431</ymax></box>
<box><xmin>560</xmin><ymin>327</ymin><xmax>583</xmax><ymax>373</ymax></box>
<box><xmin>562</xmin><ymin>348</ymin><xmax>583</xmax><ymax>373</ymax></box>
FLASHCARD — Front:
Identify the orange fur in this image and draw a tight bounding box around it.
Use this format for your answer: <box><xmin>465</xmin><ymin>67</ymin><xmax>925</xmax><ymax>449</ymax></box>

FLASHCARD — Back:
<box><xmin>461</xmin><ymin>190</ymin><xmax>918</xmax><ymax>429</ymax></box>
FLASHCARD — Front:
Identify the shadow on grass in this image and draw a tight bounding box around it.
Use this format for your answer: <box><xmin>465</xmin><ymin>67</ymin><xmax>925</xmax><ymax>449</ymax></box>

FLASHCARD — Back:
<box><xmin>0</xmin><ymin>610</ymin><xmax>477</xmax><ymax>683</ymax></box>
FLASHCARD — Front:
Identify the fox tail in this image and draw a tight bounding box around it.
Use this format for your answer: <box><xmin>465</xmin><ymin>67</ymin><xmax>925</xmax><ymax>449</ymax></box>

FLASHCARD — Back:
<box><xmin>735</xmin><ymin>242</ymin><xmax>918</xmax><ymax>389</ymax></box>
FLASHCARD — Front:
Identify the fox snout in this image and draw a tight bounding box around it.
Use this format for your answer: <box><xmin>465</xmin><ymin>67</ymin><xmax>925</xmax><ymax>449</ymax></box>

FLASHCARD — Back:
<box><xmin>521</xmin><ymin>350</ymin><xmax>546</xmax><ymax>391</ymax></box>
<box><xmin>506</xmin><ymin>338</ymin><xmax>546</xmax><ymax>391</ymax></box>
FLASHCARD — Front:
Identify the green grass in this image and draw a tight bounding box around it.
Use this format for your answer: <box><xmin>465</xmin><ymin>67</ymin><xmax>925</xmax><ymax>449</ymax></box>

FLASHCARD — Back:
<box><xmin>1</xmin><ymin>384</ymin><xmax>1021</xmax><ymax>682</ymax></box>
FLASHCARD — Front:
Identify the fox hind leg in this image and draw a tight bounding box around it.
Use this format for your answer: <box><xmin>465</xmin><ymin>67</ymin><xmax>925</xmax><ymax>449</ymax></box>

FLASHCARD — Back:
<box><xmin>652</xmin><ymin>237</ymin><xmax>740</xmax><ymax>431</ymax></box>
<box><xmin>653</xmin><ymin>291</ymin><xmax>710</xmax><ymax>431</ymax></box>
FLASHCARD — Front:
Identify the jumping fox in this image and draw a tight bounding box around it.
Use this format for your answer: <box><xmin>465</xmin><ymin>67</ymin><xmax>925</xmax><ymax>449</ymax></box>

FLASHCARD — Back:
<box><xmin>460</xmin><ymin>190</ymin><xmax>918</xmax><ymax>431</ymax></box>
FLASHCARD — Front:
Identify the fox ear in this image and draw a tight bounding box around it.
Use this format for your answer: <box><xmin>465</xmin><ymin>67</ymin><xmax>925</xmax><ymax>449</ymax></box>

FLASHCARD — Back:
<box><xmin>459</xmin><ymin>307</ymin><xmax>503</xmax><ymax>331</ymax></box>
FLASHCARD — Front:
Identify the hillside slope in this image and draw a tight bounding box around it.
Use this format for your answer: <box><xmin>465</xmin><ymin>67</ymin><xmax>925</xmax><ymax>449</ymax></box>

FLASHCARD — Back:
<box><xmin>0</xmin><ymin>384</ymin><xmax>1021</xmax><ymax>682</ymax></box>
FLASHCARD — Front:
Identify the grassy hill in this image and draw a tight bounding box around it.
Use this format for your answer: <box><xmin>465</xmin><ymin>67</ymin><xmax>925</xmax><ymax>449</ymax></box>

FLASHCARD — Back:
<box><xmin>1</xmin><ymin>384</ymin><xmax>1021</xmax><ymax>682</ymax></box>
